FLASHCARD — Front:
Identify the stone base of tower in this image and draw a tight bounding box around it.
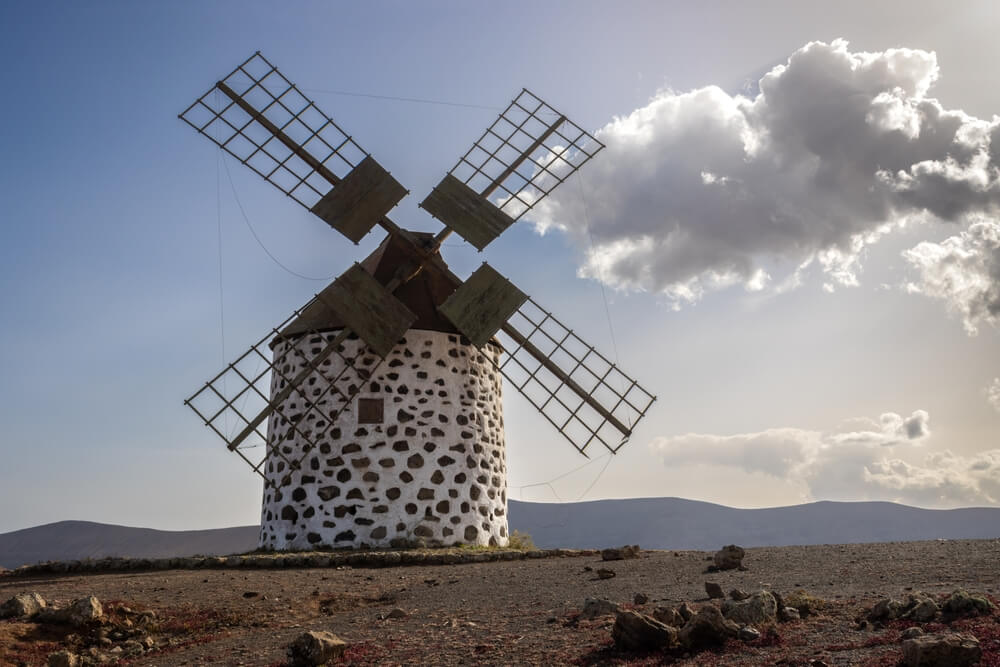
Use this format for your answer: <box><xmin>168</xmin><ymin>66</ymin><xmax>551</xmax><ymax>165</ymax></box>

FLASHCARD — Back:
<box><xmin>258</xmin><ymin>329</ymin><xmax>508</xmax><ymax>550</ymax></box>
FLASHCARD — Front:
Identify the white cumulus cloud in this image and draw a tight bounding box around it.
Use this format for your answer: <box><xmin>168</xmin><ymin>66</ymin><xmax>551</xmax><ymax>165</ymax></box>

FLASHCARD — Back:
<box><xmin>650</xmin><ymin>410</ymin><xmax>1000</xmax><ymax>507</ymax></box>
<box><xmin>902</xmin><ymin>218</ymin><xmax>1000</xmax><ymax>334</ymax></box>
<box><xmin>531</xmin><ymin>40</ymin><xmax>1000</xmax><ymax>307</ymax></box>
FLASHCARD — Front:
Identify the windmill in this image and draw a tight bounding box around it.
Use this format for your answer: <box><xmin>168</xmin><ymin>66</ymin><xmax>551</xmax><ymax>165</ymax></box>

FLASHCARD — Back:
<box><xmin>181</xmin><ymin>52</ymin><xmax>655</xmax><ymax>550</ymax></box>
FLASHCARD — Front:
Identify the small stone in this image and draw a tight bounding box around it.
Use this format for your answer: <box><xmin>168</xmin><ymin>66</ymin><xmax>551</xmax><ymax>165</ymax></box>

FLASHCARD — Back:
<box><xmin>729</xmin><ymin>589</ymin><xmax>750</xmax><ymax>601</ymax></box>
<box><xmin>633</xmin><ymin>592</ymin><xmax>649</xmax><ymax>605</ymax></box>
<box><xmin>596</xmin><ymin>568</ymin><xmax>616</xmax><ymax>580</ymax></box>
<box><xmin>242</xmin><ymin>591</ymin><xmax>260</xmax><ymax>598</ymax></box>
<box><xmin>738</xmin><ymin>625</ymin><xmax>761</xmax><ymax>641</ymax></box>
<box><xmin>782</xmin><ymin>606</ymin><xmax>801</xmax><ymax>620</ymax></box>
<box><xmin>288</xmin><ymin>630</ymin><xmax>349</xmax><ymax>666</ymax></box>
<box><xmin>387</xmin><ymin>608</ymin><xmax>407</xmax><ymax>619</ymax></box>
<box><xmin>902</xmin><ymin>632</ymin><xmax>981</xmax><ymax>666</ymax></box>
<box><xmin>121</xmin><ymin>639</ymin><xmax>145</xmax><ymax>656</ymax></box>
<box><xmin>47</xmin><ymin>651</ymin><xmax>79</xmax><ymax>667</ymax></box>
<box><xmin>612</xmin><ymin>609</ymin><xmax>678</xmax><ymax>651</ymax></box>
<box><xmin>0</xmin><ymin>592</ymin><xmax>46</xmax><ymax>619</ymax></box>
<box><xmin>902</xmin><ymin>626</ymin><xmax>925</xmax><ymax>640</ymax></box>
<box><xmin>713</xmin><ymin>544</ymin><xmax>745</xmax><ymax>570</ymax></box>
<box><xmin>705</xmin><ymin>582</ymin><xmax>725</xmax><ymax>599</ymax></box>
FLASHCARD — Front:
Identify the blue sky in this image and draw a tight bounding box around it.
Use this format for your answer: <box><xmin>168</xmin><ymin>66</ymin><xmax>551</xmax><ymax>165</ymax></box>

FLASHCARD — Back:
<box><xmin>2</xmin><ymin>1</ymin><xmax>998</xmax><ymax>532</ymax></box>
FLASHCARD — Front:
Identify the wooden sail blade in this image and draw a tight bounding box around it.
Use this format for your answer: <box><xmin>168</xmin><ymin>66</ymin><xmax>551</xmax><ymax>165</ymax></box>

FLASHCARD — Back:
<box><xmin>492</xmin><ymin>297</ymin><xmax>655</xmax><ymax>456</ymax></box>
<box><xmin>179</xmin><ymin>52</ymin><xmax>405</xmax><ymax>243</ymax></box>
<box><xmin>420</xmin><ymin>88</ymin><xmax>605</xmax><ymax>249</ymax></box>
<box><xmin>437</xmin><ymin>263</ymin><xmax>527</xmax><ymax>346</ymax></box>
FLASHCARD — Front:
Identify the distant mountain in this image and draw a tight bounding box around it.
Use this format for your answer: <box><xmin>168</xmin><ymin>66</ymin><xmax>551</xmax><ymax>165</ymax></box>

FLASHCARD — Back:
<box><xmin>0</xmin><ymin>521</ymin><xmax>258</xmax><ymax>569</ymax></box>
<box><xmin>3</xmin><ymin>499</ymin><xmax>999</xmax><ymax>569</ymax></box>
<box><xmin>509</xmin><ymin>497</ymin><xmax>1000</xmax><ymax>550</ymax></box>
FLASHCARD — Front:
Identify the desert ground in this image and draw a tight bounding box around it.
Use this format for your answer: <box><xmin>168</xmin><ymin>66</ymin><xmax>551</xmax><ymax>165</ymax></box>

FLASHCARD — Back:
<box><xmin>1</xmin><ymin>539</ymin><xmax>999</xmax><ymax>666</ymax></box>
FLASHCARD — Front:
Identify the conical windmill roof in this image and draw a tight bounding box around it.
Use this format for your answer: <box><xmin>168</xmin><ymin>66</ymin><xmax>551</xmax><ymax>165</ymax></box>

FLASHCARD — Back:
<box><xmin>275</xmin><ymin>232</ymin><xmax>460</xmax><ymax>344</ymax></box>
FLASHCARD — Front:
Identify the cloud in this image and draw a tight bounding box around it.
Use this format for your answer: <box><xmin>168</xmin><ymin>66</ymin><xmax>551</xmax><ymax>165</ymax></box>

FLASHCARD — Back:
<box><xmin>650</xmin><ymin>409</ymin><xmax>1000</xmax><ymax>507</ymax></box>
<box><xmin>531</xmin><ymin>40</ymin><xmax>1000</xmax><ymax>306</ymax></box>
<box><xmin>902</xmin><ymin>218</ymin><xmax>1000</xmax><ymax>334</ymax></box>
<box><xmin>987</xmin><ymin>377</ymin><xmax>1000</xmax><ymax>412</ymax></box>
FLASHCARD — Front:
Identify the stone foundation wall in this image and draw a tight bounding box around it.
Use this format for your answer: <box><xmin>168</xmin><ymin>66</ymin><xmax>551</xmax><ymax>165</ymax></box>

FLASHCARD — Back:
<box><xmin>259</xmin><ymin>329</ymin><xmax>507</xmax><ymax>550</ymax></box>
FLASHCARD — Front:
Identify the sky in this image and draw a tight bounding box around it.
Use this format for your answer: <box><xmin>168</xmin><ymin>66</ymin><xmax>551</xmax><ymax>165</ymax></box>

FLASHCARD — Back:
<box><xmin>1</xmin><ymin>1</ymin><xmax>998</xmax><ymax>533</ymax></box>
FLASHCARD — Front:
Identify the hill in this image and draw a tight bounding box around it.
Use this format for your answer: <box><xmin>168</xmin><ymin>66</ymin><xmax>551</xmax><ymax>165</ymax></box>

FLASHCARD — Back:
<box><xmin>3</xmin><ymin>498</ymin><xmax>999</xmax><ymax>568</ymax></box>
<box><xmin>0</xmin><ymin>520</ymin><xmax>258</xmax><ymax>569</ymax></box>
<box><xmin>509</xmin><ymin>497</ymin><xmax>1000</xmax><ymax>549</ymax></box>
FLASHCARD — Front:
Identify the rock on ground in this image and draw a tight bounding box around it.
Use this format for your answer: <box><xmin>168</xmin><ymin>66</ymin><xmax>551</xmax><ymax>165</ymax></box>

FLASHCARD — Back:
<box><xmin>941</xmin><ymin>589</ymin><xmax>994</xmax><ymax>618</ymax></box>
<box><xmin>713</xmin><ymin>544</ymin><xmax>745</xmax><ymax>570</ymax></box>
<box><xmin>47</xmin><ymin>651</ymin><xmax>79</xmax><ymax>667</ymax></box>
<box><xmin>596</xmin><ymin>568</ymin><xmax>615</xmax><ymax>580</ymax></box>
<box><xmin>288</xmin><ymin>630</ymin><xmax>348</xmax><ymax>666</ymax></box>
<box><xmin>612</xmin><ymin>609</ymin><xmax>678</xmax><ymax>651</ymax></box>
<box><xmin>652</xmin><ymin>606</ymin><xmax>685</xmax><ymax>627</ymax></box>
<box><xmin>678</xmin><ymin>605</ymin><xmax>740</xmax><ymax>649</ymax></box>
<box><xmin>723</xmin><ymin>591</ymin><xmax>778</xmax><ymax>626</ymax></box>
<box><xmin>901</xmin><ymin>632</ymin><xmax>981</xmax><ymax>667</ymax></box>
<box><xmin>0</xmin><ymin>592</ymin><xmax>46</xmax><ymax>619</ymax></box>
<box><xmin>601</xmin><ymin>545</ymin><xmax>641</xmax><ymax>561</ymax></box>
<box><xmin>705</xmin><ymin>582</ymin><xmax>724</xmax><ymax>599</ymax></box>
<box><xmin>580</xmin><ymin>598</ymin><xmax>620</xmax><ymax>620</ymax></box>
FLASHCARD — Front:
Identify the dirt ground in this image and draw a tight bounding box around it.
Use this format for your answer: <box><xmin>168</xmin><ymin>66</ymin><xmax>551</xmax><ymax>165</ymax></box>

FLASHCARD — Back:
<box><xmin>2</xmin><ymin>538</ymin><xmax>999</xmax><ymax>665</ymax></box>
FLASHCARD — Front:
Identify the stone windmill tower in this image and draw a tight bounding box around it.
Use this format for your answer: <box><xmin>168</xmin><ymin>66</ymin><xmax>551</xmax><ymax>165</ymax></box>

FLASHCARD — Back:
<box><xmin>181</xmin><ymin>53</ymin><xmax>655</xmax><ymax>550</ymax></box>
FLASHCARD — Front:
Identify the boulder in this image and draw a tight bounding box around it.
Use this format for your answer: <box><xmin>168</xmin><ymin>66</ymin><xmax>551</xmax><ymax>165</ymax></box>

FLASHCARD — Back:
<box><xmin>713</xmin><ymin>544</ymin><xmax>745</xmax><ymax>570</ymax></box>
<box><xmin>678</xmin><ymin>605</ymin><xmax>739</xmax><ymax>649</ymax></box>
<box><xmin>729</xmin><ymin>589</ymin><xmax>750</xmax><ymax>601</ymax></box>
<box><xmin>902</xmin><ymin>627</ymin><xmax>925</xmax><ymax>640</ymax></box>
<box><xmin>288</xmin><ymin>630</ymin><xmax>349</xmax><ymax>666</ymax></box>
<box><xmin>652</xmin><ymin>606</ymin><xmax>685</xmax><ymax>628</ymax></box>
<box><xmin>901</xmin><ymin>632</ymin><xmax>981</xmax><ymax>667</ymax></box>
<box><xmin>678</xmin><ymin>601</ymin><xmax>695</xmax><ymax>622</ymax></box>
<box><xmin>0</xmin><ymin>592</ymin><xmax>46</xmax><ymax>619</ymax></box>
<box><xmin>612</xmin><ymin>610</ymin><xmax>678</xmax><ymax>651</ymax></box>
<box><xmin>784</xmin><ymin>589</ymin><xmax>823</xmax><ymax>618</ymax></box>
<box><xmin>867</xmin><ymin>597</ymin><xmax>904</xmax><ymax>623</ymax></box>
<box><xmin>738</xmin><ymin>625</ymin><xmax>761</xmax><ymax>641</ymax></box>
<box><xmin>722</xmin><ymin>591</ymin><xmax>778</xmax><ymax>626</ymax></box>
<box><xmin>64</xmin><ymin>597</ymin><xmax>104</xmax><ymax>626</ymax></box>
<box><xmin>580</xmin><ymin>598</ymin><xmax>620</xmax><ymax>620</ymax></box>
<box><xmin>941</xmin><ymin>589</ymin><xmax>994</xmax><ymax>619</ymax></box>
<box><xmin>705</xmin><ymin>582</ymin><xmax>724</xmax><ymax>599</ymax></box>
<box><xmin>902</xmin><ymin>595</ymin><xmax>939</xmax><ymax>623</ymax></box>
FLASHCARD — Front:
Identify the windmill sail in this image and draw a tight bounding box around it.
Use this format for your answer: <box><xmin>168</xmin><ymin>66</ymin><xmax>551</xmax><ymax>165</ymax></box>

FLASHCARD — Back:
<box><xmin>421</xmin><ymin>88</ymin><xmax>605</xmax><ymax>250</ymax></box>
<box><xmin>179</xmin><ymin>52</ymin><xmax>404</xmax><ymax>243</ymax></box>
